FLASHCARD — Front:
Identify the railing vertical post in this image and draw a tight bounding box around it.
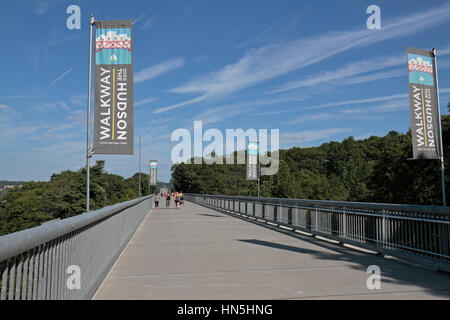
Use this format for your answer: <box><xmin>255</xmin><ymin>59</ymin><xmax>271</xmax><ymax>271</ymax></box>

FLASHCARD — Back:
<box><xmin>15</xmin><ymin>254</ymin><xmax>22</xmax><ymax>300</ymax></box>
<box><xmin>343</xmin><ymin>211</ymin><xmax>347</xmax><ymax>239</ymax></box>
<box><xmin>1</xmin><ymin>260</ymin><xmax>8</xmax><ymax>300</ymax></box>
<box><xmin>315</xmin><ymin>205</ymin><xmax>318</xmax><ymax>232</ymax></box>
<box><xmin>27</xmin><ymin>251</ymin><xmax>34</xmax><ymax>300</ymax></box>
<box><xmin>21</xmin><ymin>252</ymin><xmax>29</xmax><ymax>300</ymax></box>
<box><xmin>8</xmin><ymin>257</ymin><xmax>16</xmax><ymax>300</ymax></box>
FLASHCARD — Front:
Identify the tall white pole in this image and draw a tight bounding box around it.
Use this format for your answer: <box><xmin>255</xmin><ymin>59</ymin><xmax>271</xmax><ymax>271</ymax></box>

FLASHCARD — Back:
<box><xmin>86</xmin><ymin>14</ymin><xmax>94</xmax><ymax>212</ymax></box>
<box><xmin>432</xmin><ymin>48</ymin><xmax>446</xmax><ymax>206</ymax></box>
<box><xmin>257</xmin><ymin>140</ymin><xmax>260</xmax><ymax>198</ymax></box>
<box><xmin>148</xmin><ymin>164</ymin><xmax>151</xmax><ymax>196</ymax></box>
<box><xmin>139</xmin><ymin>136</ymin><xmax>141</xmax><ymax>198</ymax></box>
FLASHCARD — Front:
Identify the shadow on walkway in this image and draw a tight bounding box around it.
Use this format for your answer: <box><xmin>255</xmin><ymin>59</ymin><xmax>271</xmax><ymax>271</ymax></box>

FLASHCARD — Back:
<box><xmin>198</xmin><ymin>213</ymin><xmax>226</xmax><ymax>218</ymax></box>
<box><xmin>199</xmin><ymin>205</ymin><xmax>450</xmax><ymax>299</ymax></box>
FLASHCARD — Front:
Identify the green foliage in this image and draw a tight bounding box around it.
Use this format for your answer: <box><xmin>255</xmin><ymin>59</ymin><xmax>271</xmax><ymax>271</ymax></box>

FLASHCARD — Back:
<box><xmin>0</xmin><ymin>182</ymin><xmax>53</xmax><ymax>235</ymax></box>
<box><xmin>0</xmin><ymin>160</ymin><xmax>166</xmax><ymax>236</ymax></box>
<box><xmin>171</xmin><ymin>115</ymin><xmax>450</xmax><ymax>206</ymax></box>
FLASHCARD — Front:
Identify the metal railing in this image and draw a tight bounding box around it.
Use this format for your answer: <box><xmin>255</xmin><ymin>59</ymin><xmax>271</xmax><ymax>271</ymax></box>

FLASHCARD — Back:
<box><xmin>0</xmin><ymin>195</ymin><xmax>154</xmax><ymax>300</ymax></box>
<box><xmin>185</xmin><ymin>194</ymin><xmax>450</xmax><ymax>272</ymax></box>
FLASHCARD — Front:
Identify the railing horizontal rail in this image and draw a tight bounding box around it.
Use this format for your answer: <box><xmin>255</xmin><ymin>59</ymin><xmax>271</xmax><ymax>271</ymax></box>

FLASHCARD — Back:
<box><xmin>0</xmin><ymin>195</ymin><xmax>154</xmax><ymax>300</ymax></box>
<box><xmin>198</xmin><ymin>194</ymin><xmax>450</xmax><ymax>216</ymax></box>
<box><xmin>185</xmin><ymin>193</ymin><xmax>450</xmax><ymax>272</ymax></box>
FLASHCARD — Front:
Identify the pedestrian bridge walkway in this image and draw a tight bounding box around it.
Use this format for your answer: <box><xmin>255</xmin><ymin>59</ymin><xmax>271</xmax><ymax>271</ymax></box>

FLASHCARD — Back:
<box><xmin>93</xmin><ymin>201</ymin><xmax>450</xmax><ymax>300</ymax></box>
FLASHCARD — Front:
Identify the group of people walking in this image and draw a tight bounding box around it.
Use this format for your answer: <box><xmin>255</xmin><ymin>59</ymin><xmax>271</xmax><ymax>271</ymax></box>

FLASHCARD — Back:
<box><xmin>154</xmin><ymin>191</ymin><xmax>184</xmax><ymax>210</ymax></box>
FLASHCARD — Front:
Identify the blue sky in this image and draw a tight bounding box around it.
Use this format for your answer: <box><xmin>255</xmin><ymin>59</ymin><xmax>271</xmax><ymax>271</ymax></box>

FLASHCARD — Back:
<box><xmin>1</xmin><ymin>0</ymin><xmax>450</xmax><ymax>183</ymax></box>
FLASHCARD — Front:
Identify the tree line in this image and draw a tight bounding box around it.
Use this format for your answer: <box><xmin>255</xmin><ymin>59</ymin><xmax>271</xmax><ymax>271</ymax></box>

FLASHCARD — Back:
<box><xmin>171</xmin><ymin>115</ymin><xmax>450</xmax><ymax>207</ymax></box>
<box><xmin>2</xmin><ymin>113</ymin><xmax>450</xmax><ymax>237</ymax></box>
<box><xmin>0</xmin><ymin>160</ymin><xmax>170</xmax><ymax>236</ymax></box>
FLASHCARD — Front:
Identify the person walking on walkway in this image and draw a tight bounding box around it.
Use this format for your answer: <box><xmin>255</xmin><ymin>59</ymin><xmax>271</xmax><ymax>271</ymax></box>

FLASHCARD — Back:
<box><xmin>166</xmin><ymin>193</ymin><xmax>171</xmax><ymax>208</ymax></box>
<box><xmin>179</xmin><ymin>192</ymin><xmax>184</xmax><ymax>205</ymax></box>
<box><xmin>175</xmin><ymin>194</ymin><xmax>181</xmax><ymax>210</ymax></box>
<box><xmin>154</xmin><ymin>195</ymin><xmax>159</xmax><ymax>209</ymax></box>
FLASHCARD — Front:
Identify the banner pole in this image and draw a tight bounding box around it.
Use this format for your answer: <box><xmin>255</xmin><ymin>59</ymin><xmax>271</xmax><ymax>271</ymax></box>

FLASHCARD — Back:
<box><xmin>148</xmin><ymin>164</ymin><xmax>152</xmax><ymax>195</ymax></box>
<box><xmin>257</xmin><ymin>178</ymin><xmax>260</xmax><ymax>198</ymax></box>
<box><xmin>258</xmin><ymin>140</ymin><xmax>260</xmax><ymax>198</ymax></box>
<box><xmin>432</xmin><ymin>48</ymin><xmax>446</xmax><ymax>206</ymax></box>
<box><xmin>86</xmin><ymin>14</ymin><xmax>94</xmax><ymax>212</ymax></box>
<box><xmin>139</xmin><ymin>136</ymin><xmax>141</xmax><ymax>197</ymax></box>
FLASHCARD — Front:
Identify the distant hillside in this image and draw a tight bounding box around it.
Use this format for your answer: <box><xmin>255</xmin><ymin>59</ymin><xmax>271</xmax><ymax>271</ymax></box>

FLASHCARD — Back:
<box><xmin>0</xmin><ymin>181</ymin><xmax>26</xmax><ymax>188</ymax></box>
<box><xmin>0</xmin><ymin>181</ymin><xmax>26</xmax><ymax>195</ymax></box>
<box><xmin>158</xmin><ymin>181</ymin><xmax>174</xmax><ymax>191</ymax></box>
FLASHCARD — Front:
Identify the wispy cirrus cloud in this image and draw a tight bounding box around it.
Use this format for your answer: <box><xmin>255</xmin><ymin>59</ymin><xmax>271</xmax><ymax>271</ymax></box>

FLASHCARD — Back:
<box><xmin>1</xmin><ymin>95</ymin><xmax>50</xmax><ymax>99</ymax></box>
<box><xmin>305</xmin><ymin>93</ymin><xmax>409</xmax><ymax>111</ymax></box>
<box><xmin>66</xmin><ymin>110</ymin><xmax>85</xmax><ymax>124</ymax></box>
<box><xmin>280</xmin><ymin>128</ymin><xmax>352</xmax><ymax>146</ymax></box>
<box><xmin>135</xmin><ymin>58</ymin><xmax>185</xmax><ymax>83</ymax></box>
<box><xmin>186</xmin><ymin>101</ymin><xmax>260</xmax><ymax>127</ymax></box>
<box><xmin>254</xmin><ymin>108</ymin><xmax>297</xmax><ymax>116</ymax></box>
<box><xmin>133</xmin><ymin>12</ymin><xmax>157</xmax><ymax>29</ymax></box>
<box><xmin>303</xmin><ymin>87</ymin><xmax>450</xmax><ymax>112</ymax></box>
<box><xmin>182</xmin><ymin>95</ymin><xmax>310</xmax><ymax>126</ymax></box>
<box><xmin>0</xmin><ymin>109</ymin><xmax>42</xmax><ymax>147</ymax></box>
<box><xmin>35</xmin><ymin>0</ymin><xmax>50</xmax><ymax>14</ymax></box>
<box><xmin>37</xmin><ymin>101</ymin><xmax>70</xmax><ymax>112</ymax></box>
<box><xmin>287</xmin><ymin>99</ymin><xmax>413</xmax><ymax>125</ymax></box>
<box><xmin>340</xmin><ymin>100</ymin><xmax>408</xmax><ymax>114</ymax></box>
<box><xmin>135</xmin><ymin>97</ymin><xmax>156</xmax><ymax>106</ymax></box>
<box><xmin>288</xmin><ymin>113</ymin><xmax>334</xmax><ymax>124</ymax></box>
<box><xmin>141</xmin><ymin>15</ymin><xmax>157</xmax><ymax>29</ymax></box>
<box><xmin>236</xmin><ymin>11</ymin><xmax>305</xmax><ymax>49</ymax></box>
<box><xmin>272</xmin><ymin>47</ymin><xmax>450</xmax><ymax>94</ymax></box>
<box><xmin>338</xmin><ymin>69</ymin><xmax>405</xmax><ymax>86</ymax></box>
<box><xmin>34</xmin><ymin>0</ymin><xmax>60</xmax><ymax>15</ymax></box>
<box><xmin>0</xmin><ymin>104</ymin><xmax>9</xmax><ymax>109</ymax></box>
<box><xmin>269</xmin><ymin>56</ymin><xmax>405</xmax><ymax>94</ymax></box>
<box><xmin>48</xmin><ymin>68</ymin><xmax>72</xmax><ymax>88</ymax></box>
<box><xmin>439</xmin><ymin>88</ymin><xmax>450</xmax><ymax>94</ymax></box>
<box><xmin>155</xmin><ymin>3</ymin><xmax>450</xmax><ymax>114</ymax></box>
<box><xmin>285</xmin><ymin>86</ymin><xmax>450</xmax><ymax>124</ymax></box>
<box><xmin>235</xmin><ymin>21</ymin><xmax>280</xmax><ymax>50</ymax></box>
<box><xmin>133</xmin><ymin>12</ymin><xmax>148</xmax><ymax>24</ymax></box>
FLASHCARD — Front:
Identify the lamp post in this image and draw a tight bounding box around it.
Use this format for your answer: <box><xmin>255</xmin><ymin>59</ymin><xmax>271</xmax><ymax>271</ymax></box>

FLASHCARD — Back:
<box><xmin>138</xmin><ymin>136</ymin><xmax>141</xmax><ymax>198</ymax></box>
<box><xmin>86</xmin><ymin>14</ymin><xmax>95</xmax><ymax>212</ymax></box>
<box><xmin>323</xmin><ymin>159</ymin><xmax>329</xmax><ymax>176</ymax></box>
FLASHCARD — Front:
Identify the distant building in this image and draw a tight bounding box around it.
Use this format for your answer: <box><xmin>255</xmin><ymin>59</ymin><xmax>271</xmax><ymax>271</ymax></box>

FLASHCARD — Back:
<box><xmin>0</xmin><ymin>184</ymin><xmax>22</xmax><ymax>192</ymax></box>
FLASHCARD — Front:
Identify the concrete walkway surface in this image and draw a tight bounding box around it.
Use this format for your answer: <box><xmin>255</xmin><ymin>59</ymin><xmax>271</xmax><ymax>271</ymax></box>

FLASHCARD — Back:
<box><xmin>93</xmin><ymin>201</ymin><xmax>450</xmax><ymax>300</ymax></box>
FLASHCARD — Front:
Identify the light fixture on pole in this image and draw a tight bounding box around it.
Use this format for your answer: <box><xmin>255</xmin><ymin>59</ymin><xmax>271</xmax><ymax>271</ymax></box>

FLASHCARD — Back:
<box><xmin>138</xmin><ymin>135</ymin><xmax>141</xmax><ymax>198</ymax></box>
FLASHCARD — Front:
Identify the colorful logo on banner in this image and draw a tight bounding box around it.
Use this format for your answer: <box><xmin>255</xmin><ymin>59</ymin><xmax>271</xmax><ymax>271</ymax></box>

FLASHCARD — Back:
<box><xmin>408</xmin><ymin>54</ymin><xmax>434</xmax><ymax>86</ymax></box>
<box><xmin>150</xmin><ymin>161</ymin><xmax>157</xmax><ymax>169</ymax></box>
<box><xmin>95</xmin><ymin>28</ymin><xmax>132</xmax><ymax>65</ymax></box>
<box><xmin>247</xmin><ymin>141</ymin><xmax>259</xmax><ymax>180</ymax></box>
<box><xmin>248</xmin><ymin>142</ymin><xmax>259</xmax><ymax>155</ymax></box>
